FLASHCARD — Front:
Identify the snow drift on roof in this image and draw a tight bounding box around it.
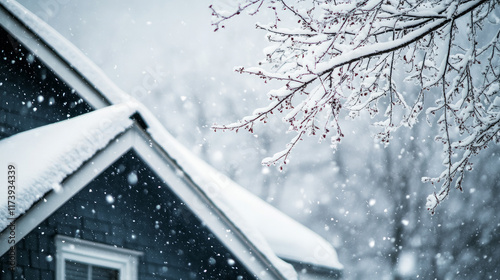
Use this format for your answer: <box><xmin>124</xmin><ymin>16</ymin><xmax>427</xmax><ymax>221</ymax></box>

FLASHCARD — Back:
<box><xmin>0</xmin><ymin>101</ymin><xmax>298</xmax><ymax>279</ymax></box>
<box><xmin>0</xmin><ymin>102</ymin><xmax>136</xmax><ymax>231</ymax></box>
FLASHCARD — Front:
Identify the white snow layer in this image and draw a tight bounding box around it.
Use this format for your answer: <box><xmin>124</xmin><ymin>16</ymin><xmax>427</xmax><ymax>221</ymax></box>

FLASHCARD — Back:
<box><xmin>0</xmin><ymin>102</ymin><xmax>137</xmax><ymax>231</ymax></box>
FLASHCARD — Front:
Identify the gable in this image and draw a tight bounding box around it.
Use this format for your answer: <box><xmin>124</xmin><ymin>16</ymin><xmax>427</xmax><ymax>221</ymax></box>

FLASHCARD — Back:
<box><xmin>0</xmin><ymin>149</ymin><xmax>257</xmax><ymax>279</ymax></box>
<box><xmin>0</xmin><ymin>109</ymin><xmax>297</xmax><ymax>279</ymax></box>
<box><xmin>0</xmin><ymin>26</ymin><xmax>93</xmax><ymax>140</ymax></box>
<box><xmin>0</xmin><ymin>0</ymin><xmax>130</xmax><ymax>108</ymax></box>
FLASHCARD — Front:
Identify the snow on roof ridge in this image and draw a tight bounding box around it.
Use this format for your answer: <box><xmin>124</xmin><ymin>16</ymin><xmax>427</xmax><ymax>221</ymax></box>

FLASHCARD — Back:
<box><xmin>0</xmin><ymin>102</ymin><xmax>137</xmax><ymax>231</ymax></box>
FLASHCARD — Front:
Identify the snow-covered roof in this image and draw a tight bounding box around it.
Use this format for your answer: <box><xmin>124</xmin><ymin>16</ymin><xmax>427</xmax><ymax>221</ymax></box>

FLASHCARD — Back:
<box><xmin>0</xmin><ymin>102</ymin><xmax>296</xmax><ymax>279</ymax></box>
<box><xmin>0</xmin><ymin>0</ymin><xmax>342</xmax><ymax>275</ymax></box>
<box><xmin>0</xmin><ymin>102</ymin><xmax>342</xmax><ymax>273</ymax></box>
<box><xmin>0</xmin><ymin>0</ymin><xmax>131</xmax><ymax>107</ymax></box>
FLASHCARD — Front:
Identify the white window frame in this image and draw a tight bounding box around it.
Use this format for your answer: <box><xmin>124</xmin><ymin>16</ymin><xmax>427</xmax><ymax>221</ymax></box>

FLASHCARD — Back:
<box><xmin>55</xmin><ymin>235</ymin><xmax>143</xmax><ymax>280</ymax></box>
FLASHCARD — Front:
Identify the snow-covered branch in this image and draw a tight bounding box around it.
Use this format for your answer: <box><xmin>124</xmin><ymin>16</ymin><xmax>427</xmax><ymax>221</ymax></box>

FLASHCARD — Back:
<box><xmin>210</xmin><ymin>0</ymin><xmax>500</xmax><ymax>213</ymax></box>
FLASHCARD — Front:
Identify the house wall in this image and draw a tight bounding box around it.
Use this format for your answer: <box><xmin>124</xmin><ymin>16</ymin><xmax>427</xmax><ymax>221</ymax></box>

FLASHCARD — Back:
<box><xmin>0</xmin><ymin>26</ymin><xmax>93</xmax><ymax>140</ymax></box>
<box><xmin>0</xmin><ymin>150</ymin><xmax>256</xmax><ymax>280</ymax></box>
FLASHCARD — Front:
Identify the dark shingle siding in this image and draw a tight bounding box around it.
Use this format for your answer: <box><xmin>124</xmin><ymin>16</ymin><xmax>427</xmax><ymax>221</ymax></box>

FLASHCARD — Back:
<box><xmin>0</xmin><ymin>26</ymin><xmax>94</xmax><ymax>142</ymax></box>
<box><xmin>1</xmin><ymin>151</ymin><xmax>256</xmax><ymax>280</ymax></box>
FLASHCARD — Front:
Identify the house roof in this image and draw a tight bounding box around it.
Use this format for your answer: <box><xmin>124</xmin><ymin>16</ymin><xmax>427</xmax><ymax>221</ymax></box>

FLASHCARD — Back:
<box><xmin>0</xmin><ymin>101</ymin><xmax>343</xmax><ymax>274</ymax></box>
<box><xmin>0</xmin><ymin>0</ymin><xmax>343</xmax><ymax>275</ymax></box>
<box><xmin>0</xmin><ymin>0</ymin><xmax>128</xmax><ymax>108</ymax></box>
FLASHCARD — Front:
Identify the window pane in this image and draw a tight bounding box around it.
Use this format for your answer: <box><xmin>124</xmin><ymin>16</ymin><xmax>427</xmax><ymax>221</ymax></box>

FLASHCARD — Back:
<box><xmin>92</xmin><ymin>265</ymin><xmax>119</xmax><ymax>280</ymax></box>
<box><xmin>65</xmin><ymin>260</ymin><xmax>88</xmax><ymax>280</ymax></box>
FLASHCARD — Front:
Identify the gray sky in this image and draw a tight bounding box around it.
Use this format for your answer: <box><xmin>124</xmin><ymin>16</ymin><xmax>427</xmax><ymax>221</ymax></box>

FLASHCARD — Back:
<box><xmin>17</xmin><ymin>0</ymin><xmax>267</xmax><ymax>94</ymax></box>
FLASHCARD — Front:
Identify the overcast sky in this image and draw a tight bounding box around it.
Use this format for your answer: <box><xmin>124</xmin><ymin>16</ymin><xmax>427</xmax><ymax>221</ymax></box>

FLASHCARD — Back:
<box><xmin>17</xmin><ymin>0</ymin><xmax>266</xmax><ymax>92</ymax></box>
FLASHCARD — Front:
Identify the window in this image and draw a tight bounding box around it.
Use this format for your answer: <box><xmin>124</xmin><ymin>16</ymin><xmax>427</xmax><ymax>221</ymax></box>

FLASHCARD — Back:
<box><xmin>55</xmin><ymin>235</ymin><xmax>142</xmax><ymax>280</ymax></box>
<box><xmin>64</xmin><ymin>260</ymin><xmax>119</xmax><ymax>280</ymax></box>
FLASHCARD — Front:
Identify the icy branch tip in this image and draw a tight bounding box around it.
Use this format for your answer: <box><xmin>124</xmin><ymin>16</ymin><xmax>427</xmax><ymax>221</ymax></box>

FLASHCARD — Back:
<box><xmin>426</xmin><ymin>193</ymin><xmax>438</xmax><ymax>215</ymax></box>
